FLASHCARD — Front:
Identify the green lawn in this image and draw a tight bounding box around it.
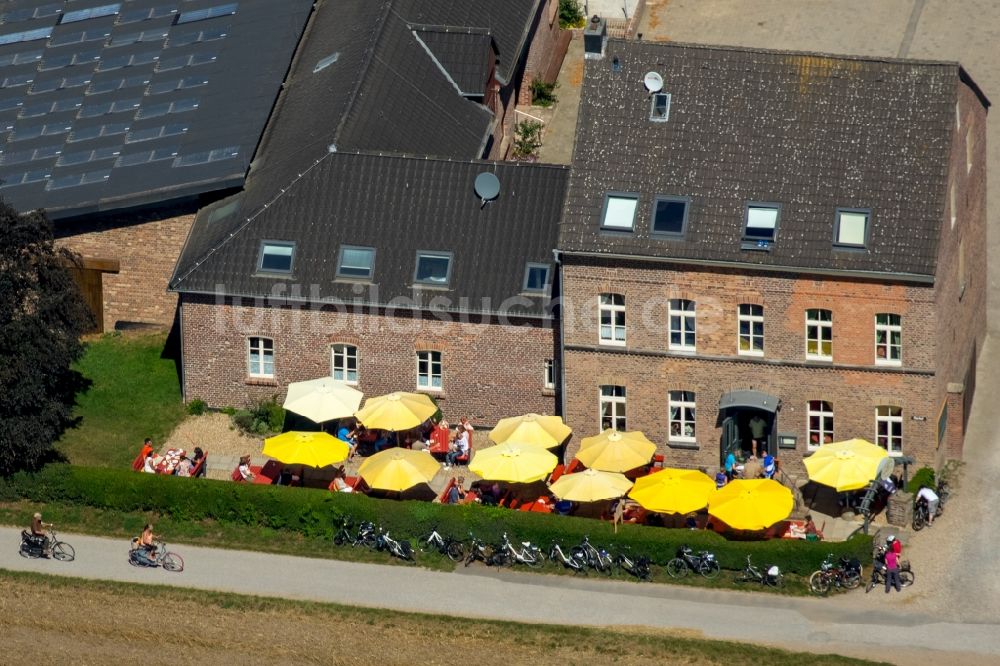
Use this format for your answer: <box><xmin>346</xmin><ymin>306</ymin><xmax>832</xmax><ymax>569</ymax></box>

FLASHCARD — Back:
<box><xmin>57</xmin><ymin>332</ymin><xmax>186</xmax><ymax>468</ymax></box>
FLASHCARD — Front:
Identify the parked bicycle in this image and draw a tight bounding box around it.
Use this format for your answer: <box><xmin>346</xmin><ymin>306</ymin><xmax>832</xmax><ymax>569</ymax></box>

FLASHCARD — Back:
<box><xmin>333</xmin><ymin>517</ymin><xmax>377</xmax><ymax>548</ymax></box>
<box><xmin>19</xmin><ymin>528</ymin><xmax>75</xmax><ymax>562</ymax></box>
<box><xmin>417</xmin><ymin>527</ymin><xmax>465</xmax><ymax>562</ymax></box>
<box><xmin>549</xmin><ymin>542</ymin><xmax>587</xmax><ymax>574</ymax></box>
<box><xmin>464</xmin><ymin>533</ymin><xmax>494</xmax><ymax>567</ymax></box>
<box><xmin>808</xmin><ymin>554</ymin><xmax>862</xmax><ymax>594</ymax></box>
<box><xmin>374</xmin><ymin>527</ymin><xmax>414</xmax><ymax>562</ymax></box>
<box><xmin>129</xmin><ymin>538</ymin><xmax>184</xmax><ymax>572</ymax></box>
<box><xmin>571</xmin><ymin>535</ymin><xmax>613</xmax><ymax>575</ymax></box>
<box><xmin>865</xmin><ymin>545</ymin><xmax>914</xmax><ymax>593</ymax></box>
<box><xmin>666</xmin><ymin>545</ymin><xmax>720</xmax><ymax>579</ymax></box>
<box><xmin>734</xmin><ymin>555</ymin><xmax>783</xmax><ymax>588</ymax></box>
<box><xmin>614</xmin><ymin>546</ymin><xmax>652</xmax><ymax>581</ymax></box>
<box><xmin>493</xmin><ymin>532</ymin><xmax>544</xmax><ymax>568</ymax></box>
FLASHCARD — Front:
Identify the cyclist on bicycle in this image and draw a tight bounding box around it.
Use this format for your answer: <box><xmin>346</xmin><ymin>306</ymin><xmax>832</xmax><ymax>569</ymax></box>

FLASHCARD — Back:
<box><xmin>134</xmin><ymin>523</ymin><xmax>159</xmax><ymax>565</ymax></box>
<box><xmin>31</xmin><ymin>512</ymin><xmax>53</xmax><ymax>555</ymax></box>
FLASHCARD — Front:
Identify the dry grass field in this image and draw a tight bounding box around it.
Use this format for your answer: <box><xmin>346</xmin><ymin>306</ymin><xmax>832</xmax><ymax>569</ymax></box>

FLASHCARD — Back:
<box><xmin>0</xmin><ymin>570</ymin><xmax>877</xmax><ymax>666</ymax></box>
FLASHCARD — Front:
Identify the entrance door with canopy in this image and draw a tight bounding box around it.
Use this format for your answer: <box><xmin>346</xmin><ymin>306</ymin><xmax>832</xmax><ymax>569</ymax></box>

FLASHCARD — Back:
<box><xmin>718</xmin><ymin>390</ymin><xmax>780</xmax><ymax>464</ymax></box>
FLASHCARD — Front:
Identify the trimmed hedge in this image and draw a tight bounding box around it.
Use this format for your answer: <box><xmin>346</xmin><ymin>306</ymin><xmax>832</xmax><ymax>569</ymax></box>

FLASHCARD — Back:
<box><xmin>0</xmin><ymin>465</ymin><xmax>871</xmax><ymax>575</ymax></box>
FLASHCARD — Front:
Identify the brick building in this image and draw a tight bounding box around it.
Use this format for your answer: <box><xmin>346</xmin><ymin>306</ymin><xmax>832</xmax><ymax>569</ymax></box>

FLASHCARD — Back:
<box><xmin>171</xmin><ymin>153</ymin><xmax>568</xmax><ymax>425</ymax></box>
<box><xmin>557</xmin><ymin>40</ymin><xmax>988</xmax><ymax>472</ymax></box>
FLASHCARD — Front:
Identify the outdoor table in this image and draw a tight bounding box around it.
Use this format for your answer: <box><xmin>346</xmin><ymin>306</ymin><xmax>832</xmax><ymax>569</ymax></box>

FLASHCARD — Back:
<box><xmin>156</xmin><ymin>448</ymin><xmax>185</xmax><ymax>474</ymax></box>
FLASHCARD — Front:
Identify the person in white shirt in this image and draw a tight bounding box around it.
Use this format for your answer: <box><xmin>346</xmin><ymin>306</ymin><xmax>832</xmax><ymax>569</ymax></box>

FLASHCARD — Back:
<box><xmin>445</xmin><ymin>429</ymin><xmax>469</xmax><ymax>469</ymax></box>
<box><xmin>142</xmin><ymin>452</ymin><xmax>156</xmax><ymax>474</ymax></box>
<box><xmin>917</xmin><ymin>486</ymin><xmax>939</xmax><ymax>526</ymax></box>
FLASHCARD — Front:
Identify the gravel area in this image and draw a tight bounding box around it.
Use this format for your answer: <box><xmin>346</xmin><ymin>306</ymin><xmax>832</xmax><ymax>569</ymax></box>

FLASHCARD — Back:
<box><xmin>161</xmin><ymin>412</ymin><xmax>263</xmax><ymax>460</ymax></box>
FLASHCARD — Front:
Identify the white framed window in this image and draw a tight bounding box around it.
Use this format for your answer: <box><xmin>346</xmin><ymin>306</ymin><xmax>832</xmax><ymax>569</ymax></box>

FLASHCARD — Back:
<box><xmin>330</xmin><ymin>344</ymin><xmax>358</xmax><ymax>384</ymax></box>
<box><xmin>600</xmin><ymin>193</ymin><xmax>639</xmax><ymax>231</ymax></box>
<box><xmin>599</xmin><ymin>293</ymin><xmax>626</xmax><ymax>346</ymax></box>
<box><xmin>875</xmin><ymin>313</ymin><xmax>901</xmax><ymax>365</ymax></box>
<box><xmin>543</xmin><ymin>359</ymin><xmax>555</xmax><ymax>390</ymax></box>
<box><xmin>599</xmin><ymin>385</ymin><xmax>626</xmax><ymax>431</ymax></box>
<box><xmin>669</xmin><ymin>299</ymin><xmax>696</xmax><ymax>351</ymax></box>
<box><xmin>876</xmin><ymin>406</ymin><xmax>903</xmax><ymax>455</ymax></box>
<box><xmin>668</xmin><ymin>390</ymin><xmax>696</xmax><ymax>443</ymax></box>
<box><xmin>807</xmin><ymin>400</ymin><xmax>833</xmax><ymax>450</ymax></box>
<box><xmin>416</xmin><ymin>350</ymin><xmax>442</xmax><ymax>390</ymax></box>
<box><xmin>738</xmin><ymin>304</ymin><xmax>764</xmax><ymax>356</ymax></box>
<box><xmin>806</xmin><ymin>309</ymin><xmax>832</xmax><ymax>361</ymax></box>
<box><xmin>247</xmin><ymin>337</ymin><xmax>274</xmax><ymax>378</ymax></box>
<box><xmin>834</xmin><ymin>209</ymin><xmax>870</xmax><ymax>248</ymax></box>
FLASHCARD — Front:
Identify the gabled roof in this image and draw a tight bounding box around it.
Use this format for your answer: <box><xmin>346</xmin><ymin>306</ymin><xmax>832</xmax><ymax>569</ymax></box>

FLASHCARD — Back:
<box><xmin>0</xmin><ymin>0</ymin><xmax>312</xmax><ymax>219</ymax></box>
<box><xmin>413</xmin><ymin>25</ymin><xmax>494</xmax><ymax>96</ymax></box>
<box><xmin>170</xmin><ymin>152</ymin><xmax>569</xmax><ymax>318</ymax></box>
<box><xmin>560</xmin><ymin>40</ymin><xmax>988</xmax><ymax>277</ymax></box>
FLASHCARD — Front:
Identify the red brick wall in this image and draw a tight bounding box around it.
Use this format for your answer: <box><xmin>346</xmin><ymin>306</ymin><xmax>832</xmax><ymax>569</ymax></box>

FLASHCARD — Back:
<box><xmin>932</xmin><ymin>80</ymin><xmax>988</xmax><ymax>463</ymax></box>
<box><xmin>560</xmin><ymin>259</ymin><xmax>940</xmax><ymax>472</ymax></box>
<box><xmin>179</xmin><ymin>294</ymin><xmax>558</xmax><ymax>428</ymax></box>
<box><xmin>517</xmin><ymin>0</ymin><xmax>570</xmax><ymax>106</ymax></box>
<box><xmin>55</xmin><ymin>207</ymin><xmax>197</xmax><ymax>331</ymax></box>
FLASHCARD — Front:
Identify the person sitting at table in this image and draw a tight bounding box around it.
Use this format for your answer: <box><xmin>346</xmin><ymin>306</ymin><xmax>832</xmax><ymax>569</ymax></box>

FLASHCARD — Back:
<box><xmin>174</xmin><ymin>455</ymin><xmax>193</xmax><ymax>477</ymax></box>
<box><xmin>191</xmin><ymin>447</ymin><xmax>206</xmax><ymax>477</ymax></box>
<box><xmin>804</xmin><ymin>514</ymin><xmax>824</xmax><ymax>540</ymax></box>
<box><xmin>142</xmin><ymin>451</ymin><xmax>156</xmax><ymax>474</ymax></box>
<box><xmin>237</xmin><ymin>455</ymin><xmax>255</xmax><ymax>482</ymax></box>
<box><xmin>337</xmin><ymin>421</ymin><xmax>358</xmax><ymax>458</ymax></box>
<box><xmin>445</xmin><ymin>476</ymin><xmax>465</xmax><ymax>504</ymax></box>
<box><xmin>331</xmin><ymin>468</ymin><xmax>353</xmax><ymax>493</ymax></box>
<box><xmin>714</xmin><ymin>468</ymin><xmax>728</xmax><ymax>489</ymax></box>
<box><xmin>445</xmin><ymin>427</ymin><xmax>469</xmax><ymax>469</ymax></box>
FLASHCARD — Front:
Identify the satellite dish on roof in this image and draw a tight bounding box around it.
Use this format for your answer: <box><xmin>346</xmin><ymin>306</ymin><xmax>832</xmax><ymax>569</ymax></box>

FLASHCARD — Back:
<box><xmin>474</xmin><ymin>172</ymin><xmax>501</xmax><ymax>208</ymax></box>
<box><xmin>644</xmin><ymin>71</ymin><xmax>664</xmax><ymax>93</ymax></box>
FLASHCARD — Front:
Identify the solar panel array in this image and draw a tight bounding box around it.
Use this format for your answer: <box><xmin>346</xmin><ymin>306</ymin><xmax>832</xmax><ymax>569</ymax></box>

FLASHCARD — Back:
<box><xmin>0</xmin><ymin>0</ymin><xmax>311</xmax><ymax>218</ymax></box>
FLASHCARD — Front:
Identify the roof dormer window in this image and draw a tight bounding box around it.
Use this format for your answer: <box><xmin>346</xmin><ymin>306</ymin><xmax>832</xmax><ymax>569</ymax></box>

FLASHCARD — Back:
<box><xmin>742</xmin><ymin>203</ymin><xmax>779</xmax><ymax>250</ymax></box>
<box><xmin>834</xmin><ymin>208</ymin><xmax>870</xmax><ymax>248</ymax></box>
<box><xmin>650</xmin><ymin>93</ymin><xmax>671</xmax><ymax>122</ymax></box>
<box><xmin>257</xmin><ymin>241</ymin><xmax>294</xmax><ymax>274</ymax></box>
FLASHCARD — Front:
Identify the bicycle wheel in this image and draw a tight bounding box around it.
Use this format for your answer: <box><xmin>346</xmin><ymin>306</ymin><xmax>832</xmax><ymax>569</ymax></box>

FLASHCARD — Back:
<box><xmin>809</xmin><ymin>571</ymin><xmax>830</xmax><ymax>594</ymax></box>
<box><xmin>665</xmin><ymin>558</ymin><xmax>688</xmax><ymax>578</ymax></box>
<box><xmin>843</xmin><ymin>570</ymin><xmax>862</xmax><ymax>590</ymax></box>
<box><xmin>912</xmin><ymin>509</ymin><xmax>926</xmax><ymax>531</ymax></box>
<box><xmin>52</xmin><ymin>541</ymin><xmax>75</xmax><ymax>562</ymax></box>
<box><xmin>866</xmin><ymin>575</ymin><xmax>877</xmax><ymax>594</ymax></box>
<box><xmin>900</xmin><ymin>570</ymin><xmax>915</xmax><ymax>587</ymax></box>
<box><xmin>161</xmin><ymin>552</ymin><xmax>184</xmax><ymax>572</ymax></box>
<box><xmin>767</xmin><ymin>572</ymin><xmax>785</xmax><ymax>589</ymax></box>
<box><xmin>398</xmin><ymin>541</ymin><xmax>414</xmax><ymax>561</ymax></box>
<box><xmin>570</xmin><ymin>546</ymin><xmax>589</xmax><ymax>566</ymax></box>
<box><xmin>699</xmin><ymin>559</ymin><xmax>721</xmax><ymax>579</ymax></box>
<box><xmin>526</xmin><ymin>551</ymin><xmax>544</xmax><ymax>568</ymax></box>
<box><xmin>446</xmin><ymin>540</ymin><xmax>465</xmax><ymax>562</ymax></box>
<box><xmin>333</xmin><ymin>532</ymin><xmax>347</xmax><ymax>546</ymax></box>
<box><xmin>599</xmin><ymin>557</ymin><xmax>613</xmax><ymax>576</ymax></box>
<box><xmin>19</xmin><ymin>543</ymin><xmax>32</xmax><ymax>558</ymax></box>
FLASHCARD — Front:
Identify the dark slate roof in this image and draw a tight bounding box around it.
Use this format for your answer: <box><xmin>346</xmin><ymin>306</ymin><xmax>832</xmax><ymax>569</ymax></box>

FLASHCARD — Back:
<box><xmin>170</xmin><ymin>152</ymin><xmax>569</xmax><ymax>317</ymax></box>
<box><xmin>560</xmin><ymin>40</ymin><xmax>983</xmax><ymax>277</ymax></box>
<box><xmin>413</xmin><ymin>25</ymin><xmax>494</xmax><ymax>96</ymax></box>
<box><xmin>0</xmin><ymin>0</ymin><xmax>312</xmax><ymax>219</ymax></box>
<box><xmin>244</xmin><ymin>0</ymin><xmax>497</xmax><ymax>199</ymax></box>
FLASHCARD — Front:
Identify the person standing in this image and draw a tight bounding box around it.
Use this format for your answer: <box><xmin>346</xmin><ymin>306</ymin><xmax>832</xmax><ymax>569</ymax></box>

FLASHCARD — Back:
<box><xmin>884</xmin><ymin>546</ymin><xmax>902</xmax><ymax>593</ymax></box>
<box><xmin>743</xmin><ymin>454</ymin><xmax>762</xmax><ymax>480</ymax></box>
<box><xmin>748</xmin><ymin>415</ymin><xmax>767</xmax><ymax>456</ymax></box>
<box><xmin>917</xmin><ymin>486</ymin><xmax>940</xmax><ymax>526</ymax></box>
<box><xmin>724</xmin><ymin>450</ymin><xmax>736</xmax><ymax>481</ymax></box>
<box><xmin>762</xmin><ymin>452</ymin><xmax>776</xmax><ymax>479</ymax></box>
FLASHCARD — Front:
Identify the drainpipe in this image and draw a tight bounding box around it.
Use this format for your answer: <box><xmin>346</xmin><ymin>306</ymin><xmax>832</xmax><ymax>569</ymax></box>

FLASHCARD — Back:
<box><xmin>552</xmin><ymin>249</ymin><xmax>566</xmax><ymax>422</ymax></box>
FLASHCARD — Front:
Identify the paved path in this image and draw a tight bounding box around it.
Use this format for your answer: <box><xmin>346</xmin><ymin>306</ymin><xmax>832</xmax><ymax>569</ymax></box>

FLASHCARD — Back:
<box><xmin>2</xmin><ymin>527</ymin><xmax>997</xmax><ymax>665</ymax></box>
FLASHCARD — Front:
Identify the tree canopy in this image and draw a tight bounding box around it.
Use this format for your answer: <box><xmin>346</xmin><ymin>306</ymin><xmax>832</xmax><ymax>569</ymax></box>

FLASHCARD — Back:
<box><xmin>0</xmin><ymin>201</ymin><xmax>93</xmax><ymax>475</ymax></box>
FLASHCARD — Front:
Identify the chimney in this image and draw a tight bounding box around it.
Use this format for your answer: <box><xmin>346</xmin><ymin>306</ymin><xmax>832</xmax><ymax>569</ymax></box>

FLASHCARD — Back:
<box><xmin>583</xmin><ymin>15</ymin><xmax>607</xmax><ymax>60</ymax></box>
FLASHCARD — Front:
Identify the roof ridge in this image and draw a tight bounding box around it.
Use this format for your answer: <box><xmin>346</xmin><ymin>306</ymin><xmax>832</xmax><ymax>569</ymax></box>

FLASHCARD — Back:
<box><xmin>409</xmin><ymin>23</ymin><xmax>492</xmax><ymax>35</ymax></box>
<box><xmin>612</xmin><ymin>38</ymin><xmax>962</xmax><ymax>69</ymax></box>
<box><xmin>330</xmin><ymin>149</ymin><xmax>571</xmax><ymax>171</ymax></box>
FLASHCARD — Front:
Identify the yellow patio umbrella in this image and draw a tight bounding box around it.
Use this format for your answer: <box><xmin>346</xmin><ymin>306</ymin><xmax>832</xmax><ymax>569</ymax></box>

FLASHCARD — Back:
<box><xmin>262</xmin><ymin>431</ymin><xmax>349</xmax><ymax>468</ymax></box>
<box><xmin>628</xmin><ymin>467</ymin><xmax>715</xmax><ymax>515</ymax></box>
<box><xmin>469</xmin><ymin>443</ymin><xmax>558</xmax><ymax>483</ymax></box>
<box><xmin>358</xmin><ymin>448</ymin><xmax>441</xmax><ymax>492</ymax></box>
<box><xmin>282</xmin><ymin>377</ymin><xmax>363</xmax><ymax>423</ymax></box>
<box><xmin>708</xmin><ymin>479</ymin><xmax>794</xmax><ymax>530</ymax></box>
<box><xmin>576</xmin><ymin>429</ymin><xmax>656</xmax><ymax>472</ymax></box>
<box><xmin>355</xmin><ymin>392</ymin><xmax>438</xmax><ymax>432</ymax></box>
<box><xmin>804</xmin><ymin>438</ymin><xmax>893</xmax><ymax>492</ymax></box>
<box><xmin>489</xmin><ymin>413</ymin><xmax>571</xmax><ymax>450</ymax></box>
<box><xmin>549</xmin><ymin>468</ymin><xmax>633</xmax><ymax>502</ymax></box>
